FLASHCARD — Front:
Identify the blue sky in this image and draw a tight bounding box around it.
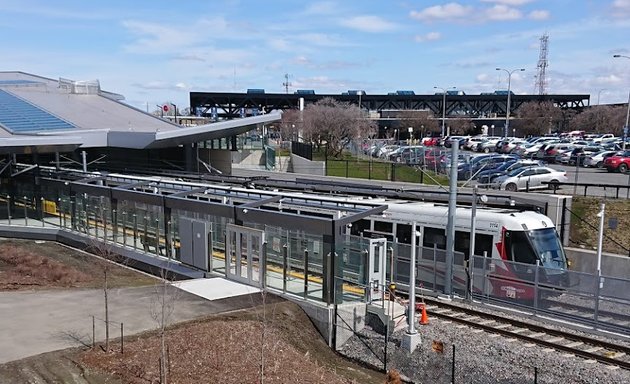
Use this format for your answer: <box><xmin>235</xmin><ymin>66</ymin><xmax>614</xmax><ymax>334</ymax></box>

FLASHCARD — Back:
<box><xmin>2</xmin><ymin>0</ymin><xmax>629</xmax><ymax>111</ymax></box>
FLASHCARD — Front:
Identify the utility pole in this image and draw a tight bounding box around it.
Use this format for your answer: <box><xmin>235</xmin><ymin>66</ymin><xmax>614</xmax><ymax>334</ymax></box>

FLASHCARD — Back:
<box><xmin>445</xmin><ymin>142</ymin><xmax>458</xmax><ymax>296</ymax></box>
<box><xmin>283</xmin><ymin>73</ymin><xmax>292</xmax><ymax>94</ymax></box>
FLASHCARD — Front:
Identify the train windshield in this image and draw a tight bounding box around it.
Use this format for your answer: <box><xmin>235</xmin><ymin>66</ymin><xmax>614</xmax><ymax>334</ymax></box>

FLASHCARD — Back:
<box><xmin>526</xmin><ymin>228</ymin><xmax>567</xmax><ymax>271</ymax></box>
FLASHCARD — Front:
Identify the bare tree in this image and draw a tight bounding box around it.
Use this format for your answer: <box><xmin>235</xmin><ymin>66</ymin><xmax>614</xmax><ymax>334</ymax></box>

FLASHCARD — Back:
<box><xmin>514</xmin><ymin>101</ymin><xmax>564</xmax><ymax>136</ymax></box>
<box><xmin>571</xmin><ymin>105</ymin><xmax>628</xmax><ymax>134</ymax></box>
<box><xmin>87</xmin><ymin>240</ymin><xmax>126</xmax><ymax>352</ymax></box>
<box><xmin>300</xmin><ymin>98</ymin><xmax>377</xmax><ymax>158</ymax></box>
<box><xmin>150</xmin><ymin>265</ymin><xmax>179</xmax><ymax>384</ymax></box>
<box><xmin>278</xmin><ymin>109</ymin><xmax>302</xmax><ymax>141</ymax></box>
<box><xmin>397</xmin><ymin>110</ymin><xmax>439</xmax><ymax>140</ymax></box>
<box><xmin>448</xmin><ymin>118</ymin><xmax>475</xmax><ymax>135</ymax></box>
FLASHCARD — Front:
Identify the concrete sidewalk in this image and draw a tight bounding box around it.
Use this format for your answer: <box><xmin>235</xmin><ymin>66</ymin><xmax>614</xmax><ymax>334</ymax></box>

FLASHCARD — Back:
<box><xmin>0</xmin><ymin>282</ymin><xmax>260</xmax><ymax>364</ymax></box>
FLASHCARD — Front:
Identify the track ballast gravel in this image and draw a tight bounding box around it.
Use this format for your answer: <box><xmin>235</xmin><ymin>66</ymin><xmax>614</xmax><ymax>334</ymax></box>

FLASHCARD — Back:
<box><xmin>338</xmin><ymin>315</ymin><xmax>630</xmax><ymax>384</ymax></box>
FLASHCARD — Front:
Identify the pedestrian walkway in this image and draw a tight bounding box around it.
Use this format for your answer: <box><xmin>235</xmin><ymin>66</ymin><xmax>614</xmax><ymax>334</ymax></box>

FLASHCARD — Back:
<box><xmin>173</xmin><ymin>277</ymin><xmax>260</xmax><ymax>301</ymax></box>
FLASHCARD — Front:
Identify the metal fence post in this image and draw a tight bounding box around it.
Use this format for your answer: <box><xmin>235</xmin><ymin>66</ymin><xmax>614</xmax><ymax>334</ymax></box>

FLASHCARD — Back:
<box><xmin>6</xmin><ymin>196</ymin><xmax>11</xmax><ymax>226</ymax></box>
<box><xmin>282</xmin><ymin>244</ymin><xmax>288</xmax><ymax>293</ymax></box>
<box><xmin>303</xmin><ymin>249</ymin><xmax>309</xmax><ymax>299</ymax></box>
<box><xmin>594</xmin><ymin>271</ymin><xmax>601</xmax><ymax>328</ymax></box>
<box><xmin>452</xmin><ymin>344</ymin><xmax>456</xmax><ymax>384</ymax></box>
<box><xmin>120</xmin><ymin>322</ymin><xmax>124</xmax><ymax>354</ymax></box>
<box><xmin>533</xmin><ymin>261</ymin><xmax>540</xmax><ymax>316</ymax></box>
<box><xmin>433</xmin><ymin>244</ymin><xmax>437</xmax><ymax>290</ymax></box>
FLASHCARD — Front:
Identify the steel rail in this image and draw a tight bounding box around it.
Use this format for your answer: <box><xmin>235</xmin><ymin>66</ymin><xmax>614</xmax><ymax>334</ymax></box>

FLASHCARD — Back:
<box><xmin>423</xmin><ymin>298</ymin><xmax>630</xmax><ymax>370</ymax></box>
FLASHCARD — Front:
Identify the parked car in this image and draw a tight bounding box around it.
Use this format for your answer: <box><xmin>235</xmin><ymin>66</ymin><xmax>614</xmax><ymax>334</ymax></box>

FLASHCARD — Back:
<box><xmin>389</xmin><ymin>146</ymin><xmax>425</xmax><ymax>164</ymax></box>
<box><xmin>604</xmin><ymin>151</ymin><xmax>630</xmax><ymax>173</ymax></box>
<box><xmin>477</xmin><ymin>160</ymin><xmax>543</xmax><ymax>184</ymax></box>
<box><xmin>463</xmin><ymin>136</ymin><xmax>486</xmax><ymax>151</ymax></box>
<box><xmin>584</xmin><ymin>150</ymin><xmax>619</xmax><ymax>168</ymax></box>
<box><xmin>444</xmin><ymin>136</ymin><xmax>468</xmax><ymax>148</ymax></box>
<box><xmin>568</xmin><ymin>146</ymin><xmax>600</xmax><ymax>166</ymax></box>
<box><xmin>492</xmin><ymin>166</ymin><xmax>568</xmax><ymax>191</ymax></box>
<box><xmin>422</xmin><ymin>137</ymin><xmax>440</xmax><ymax>146</ymax></box>
<box><xmin>477</xmin><ymin>138</ymin><xmax>501</xmax><ymax>153</ymax></box>
<box><xmin>543</xmin><ymin>143</ymin><xmax>574</xmax><ymax>164</ymax></box>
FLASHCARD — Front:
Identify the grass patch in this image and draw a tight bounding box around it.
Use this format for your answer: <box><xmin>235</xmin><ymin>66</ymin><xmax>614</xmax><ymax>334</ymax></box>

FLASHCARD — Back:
<box><xmin>325</xmin><ymin>157</ymin><xmax>449</xmax><ymax>186</ymax></box>
<box><xmin>569</xmin><ymin>197</ymin><xmax>630</xmax><ymax>255</ymax></box>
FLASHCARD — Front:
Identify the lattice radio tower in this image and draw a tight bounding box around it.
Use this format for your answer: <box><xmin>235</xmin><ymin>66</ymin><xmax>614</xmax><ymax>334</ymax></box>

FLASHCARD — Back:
<box><xmin>534</xmin><ymin>33</ymin><xmax>549</xmax><ymax>95</ymax></box>
<box><xmin>282</xmin><ymin>73</ymin><xmax>292</xmax><ymax>94</ymax></box>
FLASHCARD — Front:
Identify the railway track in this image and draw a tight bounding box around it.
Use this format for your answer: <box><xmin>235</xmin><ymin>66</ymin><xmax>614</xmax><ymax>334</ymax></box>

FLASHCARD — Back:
<box><xmin>422</xmin><ymin>298</ymin><xmax>630</xmax><ymax>370</ymax></box>
<box><xmin>540</xmin><ymin>299</ymin><xmax>630</xmax><ymax>333</ymax></box>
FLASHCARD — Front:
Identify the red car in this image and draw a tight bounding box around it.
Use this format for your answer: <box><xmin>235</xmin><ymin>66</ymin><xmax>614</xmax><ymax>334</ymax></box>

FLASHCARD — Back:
<box><xmin>422</xmin><ymin>137</ymin><xmax>440</xmax><ymax>146</ymax></box>
<box><xmin>604</xmin><ymin>150</ymin><xmax>630</xmax><ymax>173</ymax></box>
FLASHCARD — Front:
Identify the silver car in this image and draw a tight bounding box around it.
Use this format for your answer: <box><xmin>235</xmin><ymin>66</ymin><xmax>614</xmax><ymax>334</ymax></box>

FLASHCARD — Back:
<box><xmin>493</xmin><ymin>166</ymin><xmax>568</xmax><ymax>191</ymax></box>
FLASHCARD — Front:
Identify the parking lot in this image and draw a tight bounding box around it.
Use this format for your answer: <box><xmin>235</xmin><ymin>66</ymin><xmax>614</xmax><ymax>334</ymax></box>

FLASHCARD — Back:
<box><xmin>361</xmin><ymin>135</ymin><xmax>630</xmax><ymax>198</ymax></box>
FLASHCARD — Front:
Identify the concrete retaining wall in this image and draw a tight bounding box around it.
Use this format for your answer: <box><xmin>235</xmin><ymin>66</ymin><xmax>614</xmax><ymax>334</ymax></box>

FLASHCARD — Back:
<box><xmin>290</xmin><ymin>154</ymin><xmax>325</xmax><ymax>176</ymax></box>
<box><xmin>565</xmin><ymin>247</ymin><xmax>630</xmax><ymax>279</ymax></box>
<box><xmin>334</xmin><ymin>302</ymin><xmax>366</xmax><ymax>349</ymax></box>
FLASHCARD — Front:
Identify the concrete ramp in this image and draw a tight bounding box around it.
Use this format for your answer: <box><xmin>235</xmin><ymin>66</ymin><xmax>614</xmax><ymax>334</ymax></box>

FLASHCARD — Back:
<box><xmin>173</xmin><ymin>277</ymin><xmax>260</xmax><ymax>301</ymax></box>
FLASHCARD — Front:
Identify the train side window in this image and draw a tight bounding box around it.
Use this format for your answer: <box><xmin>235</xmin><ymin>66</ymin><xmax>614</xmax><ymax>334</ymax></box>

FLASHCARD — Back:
<box><xmin>474</xmin><ymin>233</ymin><xmax>494</xmax><ymax>257</ymax></box>
<box><xmin>423</xmin><ymin>227</ymin><xmax>446</xmax><ymax>249</ymax></box>
<box><xmin>373</xmin><ymin>220</ymin><xmax>393</xmax><ymax>234</ymax></box>
<box><xmin>350</xmin><ymin>219</ymin><xmax>371</xmax><ymax>236</ymax></box>
<box><xmin>455</xmin><ymin>231</ymin><xmax>470</xmax><ymax>256</ymax></box>
<box><xmin>396</xmin><ymin>223</ymin><xmax>412</xmax><ymax>244</ymax></box>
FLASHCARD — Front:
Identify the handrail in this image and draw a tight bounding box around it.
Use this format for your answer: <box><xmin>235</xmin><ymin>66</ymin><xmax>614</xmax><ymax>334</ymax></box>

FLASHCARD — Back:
<box><xmin>543</xmin><ymin>181</ymin><xmax>630</xmax><ymax>198</ymax></box>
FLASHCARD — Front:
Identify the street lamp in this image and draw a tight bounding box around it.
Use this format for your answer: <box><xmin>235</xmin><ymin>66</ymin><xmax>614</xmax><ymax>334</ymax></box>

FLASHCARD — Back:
<box><xmin>597</xmin><ymin>89</ymin><xmax>607</xmax><ymax>105</ymax></box>
<box><xmin>496</xmin><ymin>67</ymin><xmax>525</xmax><ymax>138</ymax></box>
<box><xmin>613</xmin><ymin>55</ymin><xmax>630</xmax><ymax>150</ymax></box>
<box><xmin>434</xmin><ymin>86</ymin><xmax>456</xmax><ymax>138</ymax></box>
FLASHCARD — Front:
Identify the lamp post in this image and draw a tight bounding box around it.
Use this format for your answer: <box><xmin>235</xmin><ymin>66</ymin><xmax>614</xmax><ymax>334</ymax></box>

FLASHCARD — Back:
<box><xmin>613</xmin><ymin>55</ymin><xmax>630</xmax><ymax>150</ymax></box>
<box><xmin>496</xmin><ymin>67</ymin><xmax>525</xmax><ymax>138</ymax></box>
<box><xmin>597</xmin><ymin>89</ymin><xmax>607</xmax><ymax>105</ymax></box>
<box><xmin>434</xmin><ymin>86</ymin><xmax>456</xmax><ymax>138</ymax></box>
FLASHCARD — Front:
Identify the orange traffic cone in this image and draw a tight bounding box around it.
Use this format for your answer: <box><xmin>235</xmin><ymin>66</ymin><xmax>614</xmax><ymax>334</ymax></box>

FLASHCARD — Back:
<box><xmin>419</xmin><ymin>303</ymin><xmax>429</xmax><ymax>325</ymax></box>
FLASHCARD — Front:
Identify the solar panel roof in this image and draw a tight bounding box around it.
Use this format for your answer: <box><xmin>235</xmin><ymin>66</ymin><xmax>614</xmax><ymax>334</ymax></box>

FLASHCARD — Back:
<box><xmin>0</xmin><ymin>89</ymin><xmax>76</xmax><ymax>133</ymax></box>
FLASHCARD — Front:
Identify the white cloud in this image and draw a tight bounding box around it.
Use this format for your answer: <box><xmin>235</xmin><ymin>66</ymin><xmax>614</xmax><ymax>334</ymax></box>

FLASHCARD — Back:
<box><xmin>410</xmin><ymin>2</ymin><xmax>524</xmax><ymax>23</ymax></box>
<box><xmin>612</xmin><ymin>0</ymin><xmax>630</xmax><ymax>17</ymax></box>
<box><xmin>296</xmin><ymin>33</ymin><xmax>351</xmax><ymax>47</ymax></box>
<box><xmin>122</xmin><ymin>20</ymin><xmax>198</xmax><ymax>52</ymax></box>
<box><xmin>292</xmin><ymin>56</ymin><xmax>311</xmax><ymax>66</ymax></box>
<box><xmin>268</xmin><ymin>38</ymin><xmax>292</xmax><ymax>51</ymax></box>
<box><xmin>303</xmin><ymin>1</ymin><xmax>337</xmax><ymax>15</ymax></box>
<box><xmin>410</xmin><ymin>3</ymin><xmax>472</xmax><ymax>22</ymax></box>
<box><xmin>485</xmin><ymin>5</ymin><xmax>523</xmax><ymax>21</ymax></box>
<box><xmin>480</xmin><ymin>0</ymin><xmax>533</xmax><ymax>5</ymax></box>
<box><xmin>339</xmin><ymin>15</ymin><xmax>398</xmax><ymax>32</ymax></box>
<box><xmin>528</xmin><ymin>10</ymin><xmax>550</xmax><ymax>20</ymax></box>
<box><xmin>414</xmin><ymin>32</ymin><xmax>442</xmax><ymax>42</ymax></box>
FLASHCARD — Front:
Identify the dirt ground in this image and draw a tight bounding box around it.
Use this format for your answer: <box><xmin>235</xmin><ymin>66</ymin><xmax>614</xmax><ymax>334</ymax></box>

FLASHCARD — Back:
<box><xmin>0</xmin><ymin>300</ymin><xmax>385</xmax><ymax>384</ymax></box>
<box><xmin>0</xmin><ymin>238</ymin><xmax>156</xmax><ymax>291</ymax></box>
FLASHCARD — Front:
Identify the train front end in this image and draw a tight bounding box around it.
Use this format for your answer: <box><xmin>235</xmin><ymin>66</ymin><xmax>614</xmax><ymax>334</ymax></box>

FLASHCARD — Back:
<box><xmin>490</xmin><ymin>212</ymin><xmax>570</xmax><ymax>301</ymax></box>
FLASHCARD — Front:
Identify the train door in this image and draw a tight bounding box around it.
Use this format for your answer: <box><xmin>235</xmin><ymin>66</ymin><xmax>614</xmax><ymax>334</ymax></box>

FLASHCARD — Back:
<box><xmin>367</xmin><ymin>238</ymin><xmax>387</xmax><ymax>301</ymax></box>
<box><xmin>225</xmin><ymin>224</ymin><xmax>265</xmax><ymax>287</ymax></box>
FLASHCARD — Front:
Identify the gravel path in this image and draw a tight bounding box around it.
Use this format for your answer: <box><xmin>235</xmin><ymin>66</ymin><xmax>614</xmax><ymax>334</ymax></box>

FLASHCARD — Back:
<box><xmin>339</xmin><ymin>314</ymin><xmax>630</xmax><ymax>383</ymax></box>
